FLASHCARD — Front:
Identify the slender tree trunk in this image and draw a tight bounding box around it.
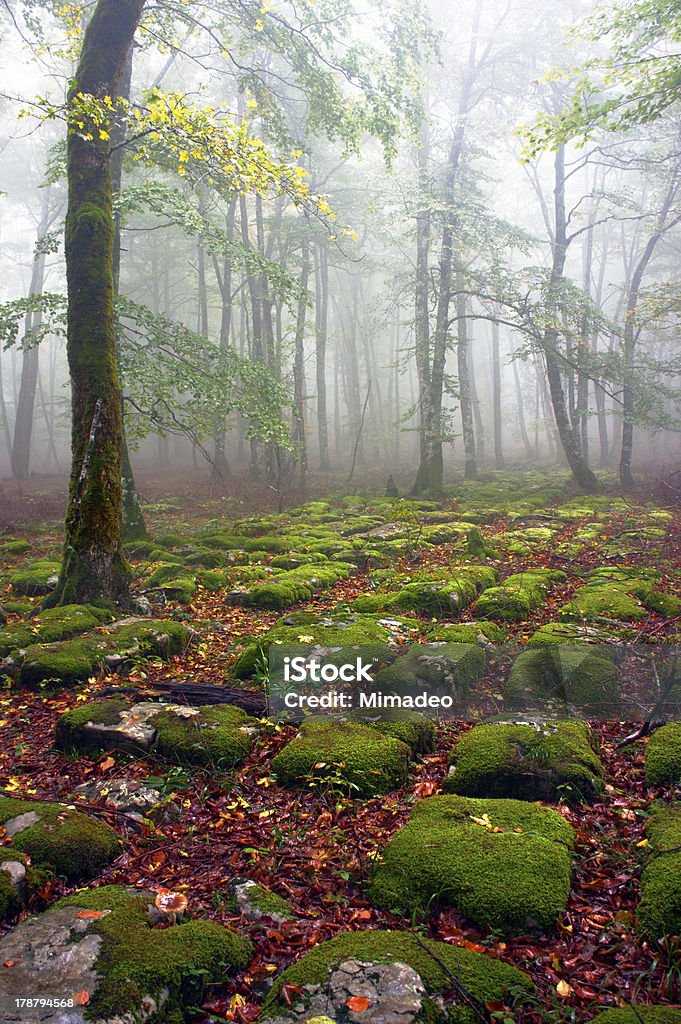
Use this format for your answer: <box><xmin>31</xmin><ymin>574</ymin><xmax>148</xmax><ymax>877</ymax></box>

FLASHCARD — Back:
<box><xmin>456</xmin><ymin>277</ymin><xmax>476</xmax><ymax>478</ymax></box>
<box><xmin>50</xmin><ymin>0</ymin><xmax>145</xmax><ymax>607</ymax></box>
<box><xmin>542</xmin><ymin>145</ymin><xmax>600</xmax><ymax>492</ymax></box>
<box><xmin>293</xmin><ymin>234</ymin><xmax>309</xmax><ymax>485</ymax></box>
<box><xmin>12</xmin><ymin>216</ymin><xmax>48</xmax><ymax>480</ymax></box>
<box><xmin>315</xmin><ymin>240</ymin><xmax>330</xmax><ymax>471</ymax></box>
<box><xmin>491</xmin><ymin>318</ymin><xmax>504</xmax><ymax>469</ymax></box>
<box><xmin>511</xmin><ymin>347</ymin><xmax>533</xmax><ymax>460</ymax></box>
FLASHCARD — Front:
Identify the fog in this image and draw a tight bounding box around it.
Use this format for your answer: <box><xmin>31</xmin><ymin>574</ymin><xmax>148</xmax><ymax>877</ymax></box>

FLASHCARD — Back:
<box><xmin>0</xmin><ymin>0</ymin><xmax>679</xmax><ymax>500</ymax></box>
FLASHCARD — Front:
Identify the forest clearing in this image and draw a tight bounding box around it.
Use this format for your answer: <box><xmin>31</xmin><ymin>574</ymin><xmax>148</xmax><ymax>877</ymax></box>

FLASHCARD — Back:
<box><xmin>1</xmin><ymin>0</ymin><xmax>681</xmax><ymax>1021</ymax></box>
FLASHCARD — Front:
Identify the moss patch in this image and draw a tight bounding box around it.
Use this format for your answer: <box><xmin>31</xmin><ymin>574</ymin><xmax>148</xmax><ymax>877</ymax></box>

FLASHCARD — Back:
<box><xmin>374</xmin><ymin>643</ymin><xmax>486</xmax><ymax>699</ymax></box>
<box><xmin>368</xmin><ymin>794</ymin><xmax>574</xmax><ymax>933</ymax></box>
<box><xmin>645</xmin><ymin>723</ymin><xmax>681</xmax><ymax>786</ymax></box>
<box><xmin>9</xmin><ymin>560</ymin><xmax>61</xmax><ymax>597</ymax></box>
<box><xmin>590</xmin><ymin>1010</ymin><xmax>681</xmax><ymax>1023</ymax></box>
<box><xmin>56</xmin><ymin>885</ymin><xmax>251</xmax><ymax>1021</ymax></box>
<box><xmin>153</xmin><ymin>704</ymin><xmax>255</xmax><ymax>767</ymax></box>
<box><xmin>443</xmin><ymin>721</ymin><xmax>604</xmax><ymax>802</ymax></box>
<box><xmin>0</xmin><ymin>796</ymin><xmax>120</xmax><ymax>882</ymax></box>
<box><xmin>261</xmin><ymin>930</ymin><xmax>533</xmax><ymax>1024</ymax></box>
<box><xmin>271</xmin><ymin>719</ymin><xmax>411</xmax><ymax>796</ymax></box>
<box><xmin>475</xmin><ymin>569</ymin><xmax>565</xmax><ymax>621</ymax></box>
<box><xmin>505</xmin><ymin>646</ymin><xmax>619</xmax><ymax>717</ymax></box>
<box><xmin>638</xmin><ymin>805</ymin><xmax>681</xmax><ymax>939</ymax></box>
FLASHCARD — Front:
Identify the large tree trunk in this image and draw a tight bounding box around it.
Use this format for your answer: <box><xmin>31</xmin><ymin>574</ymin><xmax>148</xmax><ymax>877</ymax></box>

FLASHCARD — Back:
<box><xmin>50</xmin><ymin>0</ymin><xmax>145</xmax><ymax>607</ymax></box>
<box><xmin>111</xmin><ymin>44</ymin><xmax>148</xmax><ymax>541</ymax></box>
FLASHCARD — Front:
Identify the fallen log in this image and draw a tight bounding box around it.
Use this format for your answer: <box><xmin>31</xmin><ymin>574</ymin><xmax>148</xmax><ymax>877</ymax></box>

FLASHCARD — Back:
<box><xmin>100</xmin><ymin>679</ymin><xmax>267</xmax><ymax>715</ymax></box>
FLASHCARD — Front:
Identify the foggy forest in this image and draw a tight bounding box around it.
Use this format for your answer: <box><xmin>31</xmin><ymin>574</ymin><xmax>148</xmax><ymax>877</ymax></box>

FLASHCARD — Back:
<box><xmin>0</xmin><ymin>0</ymin><xmax>681</xmax><ymax>1022</ymax></box>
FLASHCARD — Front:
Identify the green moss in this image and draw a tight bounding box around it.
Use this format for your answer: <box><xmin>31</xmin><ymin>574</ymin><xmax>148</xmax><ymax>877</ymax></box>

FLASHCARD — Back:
<box><xmin>55</xmin><ymin>885</ymin><xmax>251</xmax><ymax>1022</ymax></box>
<box><xmin>0</xmin><ymin>622</ymin><xmax>35</xmax><ymax>657</ymax></box>
<box><xmin>10</xmin><ymin>560</ymin><xmax>61</xmax><ymax>596</ymax></box>
<box><xmin>261</xmin><ymin>930</ymin><xmax>533</xmax><ymax>1024</ymax></box>
<box><xmin>271</xmin><ymin>719</ymin><xmax>411</xmax><ymax>796</ymax></box>
<box><xmin>426</xmin><ymin>622</ymin><xmax>505</xmax><ymax>643</ymax></box>
<box><xmin>199</xmin><ymin>569</ymin><xmax>229</xmax><ymax>590</ymax></box>
<box><xmin>110</xmin><ymin>619</ymin><xmax>190</xmax><ymax>658</ymax></box>
<box><xmin>236</xmin><ymin>562</ymin><xmax>353</xmax><ymax>611</ymax></box>
<box><xmin>0</xmin><ymin>796</ymin><xmax>120</xmax><ymax>881</ymax></box>
<box><xmin>0</xmin><ymin>539</ymin><xmax>32</xmax><ymax>556</ymax></box>
<box><xmin>560</xmin><ymin>568</ymin><xmax>681</xmax><ymax>623</ymax></box>
<box><xmin>528</xmin><ymin>622</ymin><xmax>623</xmax><ymax>646</ymax></box>
<box><xmin>371</xmin><ymin>711</ymin><xmax>436</xmax><ymax>755</ymax></box>
<box><xmin>0</xmin><ymin>850</ymin><xmax>28</xmax><ymax>920</ymax></box>
<box><xmin>444</xmin><ymin>721</ymin><xmax>604</xmax><ymax>802</ymax></box>
<box><xmin>153</xmin><ymin>705</ymin><xmax>254</xmax><ymax>767</ymax></box>
<box><xmin>475</xmin><ymin>569</ymin><xmax>566</xmax><ymax>621</ymax></box>
<box><xmin>374</xmin><ymin>643</ymin><xmax>486</xmax><ymax>698</ymax></box>
<box><xmin>638</xmin><ymin>805</ymin><xmax>681</xmax><ymax>938</ymax></box>
<box><xmin>505</xmin><ymin>646</ymin><xmax>619</xmax><ymax>716</ymax></box>
<box><xmin>246</xmin><ymin>883</ymin><xmax>294</xmax><ymax>920</ymax></box>
<box><xmin>271</xmin><ymin>552</ymin><xmax>329</xmax><ymax>570</ymax></box>
<box><xmin>159</xmin><ymin>576</ymin><xmax>197</xmax><ymax>603</ymax></box>
<box><xmin>645</xmin><ymin>723</ymin><xmax>681</xmax><ymax>786</ymax></box>
<box><xmin>19</xmin><ymin>636</ymin><xmax>104</xmax><ymax>688</ymax></box>
<box><xmin>368</xmin><ymin>794</ymin><xmax>574</xmax><ymax>933</ymax></box>
<box><xmin>589</xmin><ymin>1010</ymin><xmax>681</xmax><ymax>1023</ymax></box>
<box><xmin>55</xmin><ymin>697</ymin><xmax>131</xmax><ymax>751</ymax></box>
<box><xmin>232</xmin><ymin>611</ymin><xmax>421</xmax><ymax>679</ymax></box>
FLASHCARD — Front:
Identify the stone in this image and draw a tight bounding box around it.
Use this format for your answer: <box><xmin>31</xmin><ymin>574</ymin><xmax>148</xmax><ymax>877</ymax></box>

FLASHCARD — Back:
<box><xmin>73</xmin><ymin>778</ymin><xmax>179</xmax><ymax>826</ymax></box>
<box><xmin>505</xmin><ymin>645</ymin><xmax>619</xmax><ymax>717</ymax></box>
<box><xmin>645</xmin><ymin>723</ymin><xmax>681</xmax><ymax>786</ymax></box>
<box><xmin>373</xmin><ymin>643</ymin><xmax>486</xmax><ymax>702</ymax></box>
<box><xmin>368</xmin><ymin>794</ymin><xmax>574</xmax><ymax>934</ymax></box>
<box><xmin>0</xmin><ymin>885</ymin><xmax>251</xmax><ymax>1023</ymax></box>
<box><xmin>233</xmin><ymin>880</ymin><xmax>295</xmax><ymax>924</ymax></box>
<box><xmin>0</xmin><ymin>796</ymin><xmax>120</xmax><ymax>883</ymax></box>
<box><xmin>443</xmin><ymin>720</ymin><xmax>605</xmax><ymax>802</ymax></box>
<box><xmin>55</xmin><ymin>699</ymin><xmax>255</xmax><ymax>768</ymax></box>
<box><xmin>638</xmin><ymin>804</ymin><xmax>681</xmax><ymax>939</ymax></box>
<box><xmin>261</xmin><ymin>930</ymin><xmax>533</xmax><ymax>1024</ymax></box>
<box><xmin>271</xmin><ymin>719</ymin><xmax>411</xmax><ymax>797</ymax></box>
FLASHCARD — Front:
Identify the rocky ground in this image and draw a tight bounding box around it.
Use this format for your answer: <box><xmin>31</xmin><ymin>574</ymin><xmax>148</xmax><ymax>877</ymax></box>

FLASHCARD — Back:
<box><xmin>0</xmin><ymin>469</ymin><xmax>680</xmax><ymax>1024</ymax></box>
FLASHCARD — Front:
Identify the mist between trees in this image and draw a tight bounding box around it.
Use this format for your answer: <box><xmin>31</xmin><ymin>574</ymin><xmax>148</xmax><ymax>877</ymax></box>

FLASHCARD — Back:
<box><xmin>0</xmin><ymin>0</ymin><xmax>680</xmax><ymax>508</ymax></box>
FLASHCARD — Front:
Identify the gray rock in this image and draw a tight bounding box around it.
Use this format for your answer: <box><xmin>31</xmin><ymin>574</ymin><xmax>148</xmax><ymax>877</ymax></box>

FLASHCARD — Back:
<box><xmin>0</xmin><ymin>859</ymin><xmax>26</xmax><ymax>902</ymax></box>
<box><xmin>131</xmin><ymin>596</ymin><xmax>152</xmax><ymax>617</ymax></box>
<box><xmin>268</xmin><ymin>960</ymin><xmax>426</xmax><ymax>1024</ymax></box>
<box><xmin>4</xmin><ymin>812</ymin><xmax>40</xmax><ymax>838</ymax></box>
<box><xmin>71</xmin><ymin>703</ymin><xmax>198</xmax><ymax>755</ymax></box>
<box><xmin>0</xmin><ymin>905</ymin><xmax>102</xmax><ymax>1023</ymax></box>
<box><xmin>73</xmin><ymin>778</ymin><xmax>173</xmax><ymax>826</ymax></box>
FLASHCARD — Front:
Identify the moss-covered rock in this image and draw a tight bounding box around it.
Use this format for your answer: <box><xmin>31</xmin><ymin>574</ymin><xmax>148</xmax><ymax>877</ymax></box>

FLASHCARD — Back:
<box><xmin>0</xmin><ymin>796</ymin><xmax>120</xmax><ymax>882</ymax></box>
<box><xmin>505</xmin><ymin>645</ymin><xmax>619</xmax><ymax>717</ymax></box>
<box><xmin>0</xmin><ymin>539</ymin><xmax>32</xmax><ymax>556</ymax></box>
<box><xmin>589</xmin><ymin>1010</ymin><xmax>681</xmax><ymax>1023</ymax></box>
<box><xmin>271</xmin><ymin>718</ymin><xmax>411</xmax><ymax>796</ymax></box>
<box><xmin>232</xmin><ymin>611</ymin><xmax>421</xmax><ymax>679</ymax></box>
<box><xmin>426</xmin><ymin>621</ymin><xmax>505</xmax><ymax>644</ymax></box>
<box><xmin>234</xmin><ymin>880</ymin><xmax>295</xmax><ymax>923</ymax></box>
<box><xmin>388</xmin><ymin>566</ymin><xmax>498</xmax><ymax>617</ymax></box>
<box><xmin>560</xmin><ymin>567</ymin><xmax>681</xmax><ymax>623</ymax></box>
<box><xmin>228</xmin><ymin>562</ymin><xmax>353</xmax><ymax>611</ymax></box>
<box><xmin>368</xmin><ymin>794</ymin><xmax>574</xmax><ymax>933</ymax></box>
<box><xmin>645</xmin><ymin>723</ymin><xmax>681</xmax><ymax>786</ymax></box>
<box><xmin>261</xmin><ymin>930</ymin><xmax>533</xmax><ymax>1024</ymax></box>
<box><xmin>0</xmin><ymin>849</ymin><xmax>29</xmax><ymax>921</ymax></box>
<box><xmin>373</xmin><ymin>643</ymin><xmax>486</xmax><ymax>700</ymax></box>
<box><xmin>55</xmin><ymin>699</ymin><xmax>255</xmax><ymax>768</ymax></box>
<box><xmin>9</xmin><ymin>559</ymin><xmax>61</xmax><ymax>596</ymax></box>
<box><xmin>475</xmin><ymin>568</ymin><xmax>566</xmax><ymax>621</ymax></box>
<box><xmin>527</xmin><ymin>622</ymin><xmax>623</xmax><ymax>646</ymax></box>
<box><xmin>31</xmin><ymin>885</ymin><xmax>250</xmax><ymax>1022</ymax></box>
<box><xmin>0</xmin><ymin>604</ymin><xmax>116</xmax><ymax>658</ymax></box>
<box><xmin>443</xmin><ymin>721</ymin><xmax>604</xmax><ymax>802</ymax></box>
<box><xmin>370</xmin><ymin>710</ymin><xmax>436</xmax><ymax>755</ymax></box>
<box><xmin>638</xmin><ymin>805</ymin><xmax>681</xmax><ymax>938</ymax></box>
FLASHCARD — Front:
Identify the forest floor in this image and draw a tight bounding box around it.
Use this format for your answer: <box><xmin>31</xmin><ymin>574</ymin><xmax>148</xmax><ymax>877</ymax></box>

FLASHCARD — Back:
<box><xmin>0</xmin><ymin>467</ymin><xmax>680</xmax><ymax>1024</ymax></box>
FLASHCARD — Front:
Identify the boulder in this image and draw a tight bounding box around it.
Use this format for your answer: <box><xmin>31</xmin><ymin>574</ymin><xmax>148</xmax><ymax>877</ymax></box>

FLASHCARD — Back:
<box><xmin>260</xmin><ymin>930</ymin><xmax>533</xmax><ymax>1024</ymax></box>
<box><xmin>443</xmin><ymin>720</ymin><xmax>604</xmax><ymax>802</ymax></box>
<box><xmin>368</xmin><ymin>794</ymin><xmax>574</xmax><ymax>934</ymax></box>
<box><xmin>645</xmin><ymin>723</ymin><xmax>681</xmax><ymax>787</ymax></box>
<box><xmin>0</xmin><ymin>885</ymin><xmax>251</xmax><ymax>1023</ymax></box>
<box><xmin>638</xmin><ymin>804</ymin><xmax>681</xmax><ymax>939</ymax></box>
<box><xmin>55</xmin><ymin>699</ymin><xmax>256</xmax><ymax>767</ymax></box>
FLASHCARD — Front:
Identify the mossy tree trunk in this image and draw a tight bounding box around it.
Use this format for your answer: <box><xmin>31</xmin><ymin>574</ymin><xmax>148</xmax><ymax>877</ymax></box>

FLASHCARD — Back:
<box><xmin>51</xmin><ymin>0</ymin><xmax>145</xmax><ymax>607</ymax></box>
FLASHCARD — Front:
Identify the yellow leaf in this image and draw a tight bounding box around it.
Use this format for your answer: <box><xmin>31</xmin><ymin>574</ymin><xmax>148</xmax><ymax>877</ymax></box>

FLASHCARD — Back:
<box><xmin>556</xmin><ymin>980</ymin><xmax>573</xmax><ymax>999</ymax></box>
<box><xmin>636</xmin><ymin>838</ymin><xmax>649</xmax><ymax>848</ymax></box>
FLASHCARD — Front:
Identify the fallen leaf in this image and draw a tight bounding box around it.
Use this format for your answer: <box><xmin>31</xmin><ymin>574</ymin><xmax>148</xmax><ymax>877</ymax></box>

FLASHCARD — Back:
<box><xmin>346</xmin><ymin>995</ymin><xmax>372</xmax><ymax>1011</ymax></box>
<box><xmin>556</xmin><ymin>980</ymin><xmax>573</xmax><ymax>998</ymax></box>
<box><xmin>72</xmin><ymin>990</ymin><xmax>90</xmax><ymax>1006</ymax></box>
<box><xmin>73</xmin><ymin>910</ymin><xmax>110</xmax><ymax>920</ymax></box>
